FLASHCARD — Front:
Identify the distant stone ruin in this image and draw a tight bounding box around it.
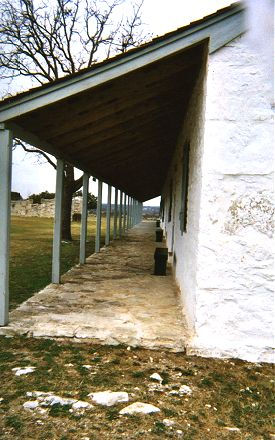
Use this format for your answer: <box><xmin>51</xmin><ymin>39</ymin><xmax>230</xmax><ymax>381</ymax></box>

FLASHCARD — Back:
<box><xmin>11</xmin><ymin>197</ymin><xmax>82</xmax><ymax>218</ymax></box>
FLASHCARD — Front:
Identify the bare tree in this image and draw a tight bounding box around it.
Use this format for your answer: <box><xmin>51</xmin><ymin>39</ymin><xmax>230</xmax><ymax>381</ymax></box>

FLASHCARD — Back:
<box><xmin>0</xmin><ymin>0</ymin><xmax>147</xmax><ymax>240</ymax></box>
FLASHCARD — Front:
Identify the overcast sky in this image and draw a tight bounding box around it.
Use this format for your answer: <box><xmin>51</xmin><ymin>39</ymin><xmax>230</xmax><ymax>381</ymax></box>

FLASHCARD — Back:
<box><xmin>6</xmin><ymin>0</ymin><xmax>236</xmax><ymax>205</ymax></box>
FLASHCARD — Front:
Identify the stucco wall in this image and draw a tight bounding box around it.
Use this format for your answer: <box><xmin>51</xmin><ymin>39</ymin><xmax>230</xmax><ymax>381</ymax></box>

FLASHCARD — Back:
<box><xmin>187</xmin><ymin>34</ymin><xmax>274</xmax><ymax>363</ymax></box>
<box><xmin>162</xmin><ymin>34</ymin><xmax>274</xmax><ymax>362</ymax></box>
<box><xmin>161</xmin><ymin>48</ymin><xmax>207</xmax><ymax>335</ymax></box>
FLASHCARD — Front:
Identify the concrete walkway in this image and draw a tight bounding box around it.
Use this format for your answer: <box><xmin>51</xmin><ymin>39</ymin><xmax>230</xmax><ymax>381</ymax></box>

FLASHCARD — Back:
<box><xmin>1</xmin><ymin>221</ymin><xmax>188</xmax><ymax>351</ymax></box>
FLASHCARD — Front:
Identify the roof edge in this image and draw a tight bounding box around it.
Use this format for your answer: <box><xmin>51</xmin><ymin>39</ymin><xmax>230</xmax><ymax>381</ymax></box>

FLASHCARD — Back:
<box><xmin>0</xmin><ymin>2</ymin><xmax>245</xmax><ymax>122</ymax></box>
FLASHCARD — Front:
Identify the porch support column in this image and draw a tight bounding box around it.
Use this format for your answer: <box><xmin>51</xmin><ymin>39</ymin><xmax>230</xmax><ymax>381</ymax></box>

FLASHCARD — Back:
<box><xmin>52</xmin><ymin>159</ymin><xmax>64</xmax><ymax>284</ymax></box>
<box><xmin>105</xmin><ymin>184</ymin><xmax>112</xmax><ymax>246</ymax></box>
<box><xmin>95</xmin><ymin>180</ymin><xmax>102</xmax><ymax>252</ymax></box>
<box><xmin>119</xmin><ymin>190</ymin><xmax>123</xmax><ymax>238</ymax></box>
<box><xmin>134</xmin><ymin>200</ymin><xmax>137</xmax><ymax>225</ymax></box>
<box><xmin>127</xmin><ymin>196</ymin><xmax>130</xmax><ymax>229</ymax></box>
<box><xmin>123</xmin><ymin>194</ymin><xmax>127</xmax><ymax>232</ymax></box>
<box><xmin>113</xmin><ymin>188</ymin><xmax>118</xmax><ymax>239</ymax></box>
<box><xmin>132</xmin><ymin>198</ymin><xmax>135</xmax><ymax>226</ymax></box>
<box><xmin>79</xmin><ymin>173</ymin><xmax>89</xmax><ymax>264</ymax></box>
<box><xmin>0</xmin><ymin>127</ymin><xmax>13</xmax><ymax>326</ymax></box>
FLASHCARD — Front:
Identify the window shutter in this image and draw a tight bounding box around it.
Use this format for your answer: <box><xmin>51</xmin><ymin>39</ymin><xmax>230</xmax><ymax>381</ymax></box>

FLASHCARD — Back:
<box><xmin>179</xmin><ymin>142</ymin><xmax>190</xmax><ymax>233</ymax></box>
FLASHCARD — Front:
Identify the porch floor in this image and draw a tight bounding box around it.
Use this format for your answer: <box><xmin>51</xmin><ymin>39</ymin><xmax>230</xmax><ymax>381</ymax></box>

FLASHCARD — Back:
<box><xmin>1</xmin><ymin>221</ymin><xmax>188</xmax><ymax>351</ymax></box>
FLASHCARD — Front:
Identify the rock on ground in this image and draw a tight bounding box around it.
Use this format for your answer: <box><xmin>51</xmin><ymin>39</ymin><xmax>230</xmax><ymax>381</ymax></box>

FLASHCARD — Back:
<box><xmin>119</xmin><ymin>402</ymin><xmax>160</xmax><ymax>415</ymax></box>
<box><xmin>88</xmin><ymin>391</ymin><xmax>129</xmax><ymax>407</ymax></box>
<box><xmin>23</xmin><ymin>391</ymin><xmax>93</xmax><ymax>411</ymax></box>
<box><xmin>150</xmin><ymin>373</ymin><xmax>163</xmax><ymax>383</ymax></box>
<box><xmin>12</xmin><ymin>367</ymin><xmax>36</xmax><ymax>376</ymax></box>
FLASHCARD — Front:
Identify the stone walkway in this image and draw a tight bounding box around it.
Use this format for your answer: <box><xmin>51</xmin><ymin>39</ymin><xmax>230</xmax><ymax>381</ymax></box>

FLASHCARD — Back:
<box><xmin>1</xmin><ymin>221</ymin><xmax>189</xmax><ymax>351</ymax></box>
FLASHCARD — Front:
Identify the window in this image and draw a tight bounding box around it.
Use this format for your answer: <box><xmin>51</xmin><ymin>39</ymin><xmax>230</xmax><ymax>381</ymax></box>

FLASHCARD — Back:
<box><xmin>179</xmin><ymin>142</ymin><xmax>190</xmax><ymax>233</ymax></box>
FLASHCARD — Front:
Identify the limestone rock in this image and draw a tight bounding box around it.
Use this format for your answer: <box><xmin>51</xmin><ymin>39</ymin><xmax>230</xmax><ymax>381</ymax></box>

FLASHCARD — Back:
<box><xmin>224</xmin><ymin>427</ymin><xmax>241</xmax><ymax>432</ymax></box>
<box><xmin>72</xmin><ymin>401</ymin><xmax>93</xmax><ymax>410</ymax></box>
<box><xmin>88</xmin><ymin>391</ymin><xmax>129</xmax><ymax>407</ymax></box>
<box><xmin>42</xmin><ymin>395</ymin><xmax>76</xmax><ymax>406</ymax></box>
<box><xmin>163</xmin><ymin>419</ymin><xmax>175</xmax><ymax>427</ymax></box>
<box><xmin>23</xmin><ymin>400</ymin><xmax>39</xmax><ymax>410</ymax></box>
<box><xmin>150</xmin><ymin>373</ymin><xmax>163</xmax><ymax>383</ymax></box>
<box><xmin>119</xmin><ymin>402</ymin><xmax>160</xmax><ymax>415</ymax></box>
<box><xmin>12</xmin><ymin>366</ymin><xmax>36</xmax><ymax>376</ymax></box>
<box><xmin>25</xmin><ymin>391</ymin><xmax>92</xmax><ymax>411</ymax></box>
<box><xmin>179</xmin><ymin>385</ymin><xmax>192</xmax><ymax>396</ymax></box>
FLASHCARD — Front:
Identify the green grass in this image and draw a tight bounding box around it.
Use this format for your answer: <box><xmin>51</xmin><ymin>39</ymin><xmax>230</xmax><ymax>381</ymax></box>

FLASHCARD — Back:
<box><xmin>9</xmin><ymin>215</ymin><xmax>111</xmax><ymax>310</ymax></box>
<box><xmin>0</xmin><ymin>336</ymin><xmax>273</xmax><ymax>440</ymax></box>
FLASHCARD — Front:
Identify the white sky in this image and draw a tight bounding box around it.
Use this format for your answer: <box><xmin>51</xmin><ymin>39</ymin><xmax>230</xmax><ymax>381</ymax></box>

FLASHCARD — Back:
<box><xmin>7</xmin><ymin>0</ymin><xmax>236</xmax><ymax>205</ymax></box>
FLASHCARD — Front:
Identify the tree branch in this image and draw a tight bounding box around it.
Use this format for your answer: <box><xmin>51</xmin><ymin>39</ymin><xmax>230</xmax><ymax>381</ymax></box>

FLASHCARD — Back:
<box><xmin>14</xmin><ymin>139</ymin><xmax>57</xmax><ymax>169</ymax></box>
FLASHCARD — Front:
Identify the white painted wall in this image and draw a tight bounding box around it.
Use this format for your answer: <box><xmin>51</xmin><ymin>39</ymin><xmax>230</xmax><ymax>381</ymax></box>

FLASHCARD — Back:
<box><xmin>162</xmin><ymin>31</ymin><xmax>274</xmax><ymax>362</ymax></box>
<box><xmin>188</xmin><ymin>33</ymin><xmax>274</xmax><ymax>363</ymax></box>
<box><xmin>161</xmin><ymin>48</ymin><xmax>207</xmax><ymax>335</ymax></box>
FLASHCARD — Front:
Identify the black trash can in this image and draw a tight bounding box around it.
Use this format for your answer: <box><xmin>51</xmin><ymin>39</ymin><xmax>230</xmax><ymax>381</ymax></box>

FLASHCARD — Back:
<box><xmin>156</xmin><ymin>219</ymin><xmax>160</xmax><ymax>227</ymax></box>
<box><xmin>155</xmin><ymin>228</ymin><xmax>163</xmax><ymax>242</ymax></box>
<box><xmin>154</xmin><ymin>247</ymin><xmax>168</xmax><ymax>276</ymax></box>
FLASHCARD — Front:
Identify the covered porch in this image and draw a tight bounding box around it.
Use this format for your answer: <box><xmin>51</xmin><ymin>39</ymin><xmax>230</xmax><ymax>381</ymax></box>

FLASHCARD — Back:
<box><xmin>0</xmin><ymin>221</ymin><xmax>188</xmax><ymax>350</ymax></box>
<box><xmin>0</xmin><ymin>4</ymin><xmax>244</xmax><ymax>347</ymax></box>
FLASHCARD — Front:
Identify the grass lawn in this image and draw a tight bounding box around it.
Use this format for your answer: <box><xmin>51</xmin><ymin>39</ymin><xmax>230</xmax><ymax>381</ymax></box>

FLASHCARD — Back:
<box><xmin>0</xmin><ymin>337</ymin><xmax>273</xmax><ymax>439</ymax></box>
<box><xmin>9</xmin><ymin>216</ymin><xmax>109</xmax><ymax>310</ymax></box>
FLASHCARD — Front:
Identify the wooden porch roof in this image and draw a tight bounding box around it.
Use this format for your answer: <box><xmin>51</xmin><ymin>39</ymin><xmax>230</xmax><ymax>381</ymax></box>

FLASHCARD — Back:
<box><xmin>0</xmin><ymin>3</ymin><xmax>245</xmax><ymax>201</ymax></box>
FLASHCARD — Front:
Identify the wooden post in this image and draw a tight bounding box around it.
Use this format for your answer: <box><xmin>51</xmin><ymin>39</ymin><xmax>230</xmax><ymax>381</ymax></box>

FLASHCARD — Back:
<box><xmin>95</xmin><ymin>180</ymin><xmax>102</xmax><ymax>252</ymax></box>
<box><xmin>0</xmin><ymin>127</ymin><xmax>12</xmax><ymax>326</ymax></box>
<box><xmin>113</xmin><ymin>188</ymin><xmax>118</xmax><ymax>239</ymax></box>
<box><xmin>79</xmin><ymin>173</ymin><xmax>89</xmax><ymax>264</ymax></box>
<box><xmin>127</xmin><ymin>196</ymin><xmax>130</xmax><ymax>229</ymax></box>
<box><xmin>119</xmin><ymin>190</ymin><xmax>123</xmax><ymax>238</ymax></box>
<box><xmin>52</xmin><ymin>159</ymin><xmax>64</xmax><ymax>284</ymax></box>
<box><xmin>105</xmin><ymin>184</ymin><xmax>112</xmax><ymax>246</ymax></box>
<box><xmin>134</xmin><ymin>200</ymin><xmax>137</xmax><ymax>225</ymax></box>
<box><xmin>123</xmin><ymin>194</ymin><xmax>127</xmax><ymax>232</ymax></box>
<box><xmin>130</xmin><ymin>198</ymin><xmax>133</xmax><ymax>227</ymax></box>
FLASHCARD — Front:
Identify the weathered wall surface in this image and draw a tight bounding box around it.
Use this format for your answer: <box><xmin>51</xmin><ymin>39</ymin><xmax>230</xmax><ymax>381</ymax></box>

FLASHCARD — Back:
<box><xmin>187</xmin><ymin>35</ymin><xmax>274</xmax><ymax>362</ymax></box>
<box><xmin>162</xmin><ymin>34</ymin><xmax>274</xmax><ymax>362</ymax></box>
<box><xmin>161</xmin><ymin>49</ymin><xmax>207</xmax><ymax>334</ymax></box>
<box><xmin>11</xmin><ymin>197</ymin><xmax>82</xmax><ymax>218</ymax></box>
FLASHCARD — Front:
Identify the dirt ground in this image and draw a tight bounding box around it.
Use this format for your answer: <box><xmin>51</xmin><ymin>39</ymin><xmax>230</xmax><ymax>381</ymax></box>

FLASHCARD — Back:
<box><xmin>0</xmin><ymin>336</ymin><xmax>273</xmax><ymax>440</ymax></box>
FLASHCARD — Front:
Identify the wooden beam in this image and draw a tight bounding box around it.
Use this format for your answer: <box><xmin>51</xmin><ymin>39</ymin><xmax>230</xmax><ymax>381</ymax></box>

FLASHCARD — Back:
<box><xmin>52</xmin><ymin>159</ymin><xmax>64</xmax><ymax>284</ymax></box>
<box><xmin>34</xmin><ymin>60</ymin><xmax>200</xmax><ymax>141</ymax></box>
<box><xmin>19</xmin><ymin>47</ymin><xmax>202</xmax><ymax>136</ymax></box>
<box><xmin>0</xmin><ymin>128</ymin><xmax>12</xmax><ymax>326</ymax></box>
<box><xmin>61</xmin><ymin>95</ymin><xmax>188</xmax><ymax>154</ymax></box>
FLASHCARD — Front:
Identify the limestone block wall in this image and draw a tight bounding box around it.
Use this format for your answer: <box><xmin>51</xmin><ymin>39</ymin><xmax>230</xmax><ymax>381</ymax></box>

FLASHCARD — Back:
<box><xmin>161</xmin><ymin>47</ymin><xmax>207</xmax><ymax>335</ymax></box>
<box><xmin>162</xmin><ymin>33</ymin><xmax>274</xmax><ymax>362</ymax></box>
<box><xmin>188</xmin><ymin>35</ymin><xmax>274</xmax><ymax>363</ymax></box>
<box><xmin>11</xmin><ymin>197</ymin><xmax>82</xmax><ymax>218</ymax></box>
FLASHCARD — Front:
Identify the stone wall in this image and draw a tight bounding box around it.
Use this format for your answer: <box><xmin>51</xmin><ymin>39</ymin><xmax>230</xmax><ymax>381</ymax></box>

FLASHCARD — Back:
<box><xmin>11</xmin><ymin>197</ymin><xmax>82</xmax><ymax>218</ymax></box>
<box><xmin>188</xmin><ymin>34</ymin><xmax>274</xmax><ymax>363</ymax></box>
<box><xmin>160</xmin><ymin>45</ymin><xmax>207</xmax><ymax>336</ymax></box>
<box><xmin>162</xmin><ymin>32</ymin><xmax>274</xmax><ymax>362</ymax></box>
